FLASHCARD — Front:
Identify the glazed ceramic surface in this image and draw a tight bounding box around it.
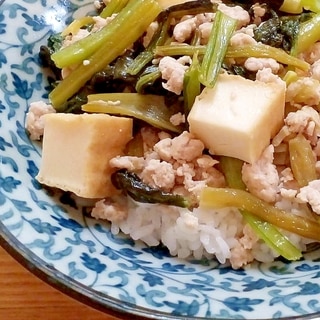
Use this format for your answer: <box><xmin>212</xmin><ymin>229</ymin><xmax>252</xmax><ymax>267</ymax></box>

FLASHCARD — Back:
<box><xmin>1</xmin><ymin>0</ymin><xmax>320</xmax><ymax>319</ymax></box>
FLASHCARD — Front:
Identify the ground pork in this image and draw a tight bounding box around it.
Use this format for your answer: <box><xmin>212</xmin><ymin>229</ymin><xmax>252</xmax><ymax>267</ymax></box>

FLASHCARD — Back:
<box><xmin>256</xmin><ymin>68</ymin><xmax>285</xmax><ymax>86</ymax></box>
<box><xmin>91</xmin><ymin>198</ymin><xmax>128</xmax><ymax>223</ymax></box>
<box><xmin>299</xmin><ymin>42</ymin><xmax>320</xmax><ymax>64</ymax></box>
<box><xmin>251</xmin><ymin>3</ymin><xmax>267</xmax><ymax>25</ymax></box>
<box><xmin>172</xmin><ymin>13</ymin><xmax>214</xmax><ymax>44</ymax></box>
<box><xmin>242</xmin><ymin>145</ymin><xmax>279</xmax><ymax>203</ymax></box>
<box><xmin>273</xmin><ymin>106</ymin><xmax>320</xmax><ymax>147</ymax></box>
<box><xmin>311</xmin><ymin>60</ymin><xmax>320</xmax><ymax>81</ymax></box>
<box><xmin>278</xmin><ymin>167</ymin><xmax>300</xmax><ymax>194</ymax></box>
<box><xmin>158</xmin><ymin>56</ymin><xmax>191</xmax><ymax>95</ymax></box>
<box><xmin>217</xmin><ymin>3</ymin><xmax>250</xmax><ymax>28</ymax></box>
<box><xmin>297</xmin><ymin>180</ymin><xmax>320</xmax><ymax>215</ymax></box>
<box><xmin>110</xmin><ymin>130</ymin><xmax>225</xmax><ymax>201</ymax></box>
<box><xmin>285</xmin><ymin>106</ymin><xmax>320</xmax><ymax>143</ymax></box>
<box><xmin>170</xmin><ymin>112</ymin><xmax>185</xmax><ymax>126</ymax></box>
<box><xmin>62</xmin><ymin>29</ymin><xmax>90</xmax><ymax>48</ymax></box>
<box><xmin>198</xmin><ymin>22</ymin><xmax>213</xmax><ymax>44</ymax></box>
<box><xmin>167</xmin><ymin>131</ymin><xmax>204</xmax><ymax>162</ymax></box>
<box><xmin>230</xmin><ymin>32</ymin><xmax>256</xmax><ymax>47</ymax></box>
<box><xmin>244</xmin><ymin>57</ymin><xmax>280</xmax><ymax>73</ymax></box>
<box><xmin>25</xmin><ymin>101</ymin><xmax>56</xmax><ymax>140</ymax></box>
<box><xmin>229</xmin><ymin>224</ymin><xmax>259</xmax><ymax>269</ymax></box>
<box><xmin>286</xmin><ymin>77</ymin><xmax>320</xmax><ymax>106</ymax></box>
<box><xmin>173</xmin><ymin>15</ymin><xmax>197</xmax><ymax>43</ymax></box>
<box><xmin>143</xmin><ymin>21</ymin><xmax>159</xmax><ymax>47</ymax></box>
<box><xmin>140</xmin><ymin>126</ymin><xmax>162</xmax><ymax>153</ymax></box>
<box><xmin>140</xmin><ymin>159</ymin><xmax>176</xmax><ymax>191</ymax></box>
<box><xmin>109</xmin><ymin>156</ymin><xmax>145</xmax><ymax>171</ymax></box>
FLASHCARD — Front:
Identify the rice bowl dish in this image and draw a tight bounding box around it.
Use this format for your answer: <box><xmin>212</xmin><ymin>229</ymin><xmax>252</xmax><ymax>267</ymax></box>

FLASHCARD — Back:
<box><xmin>2</xmin><ymin>0</ymin><xmax>320</xmax><ymax>318</ymax></box>
<box><xmin>26</xmin><ymin>0</ymin><xmax>320</xmax><ymax>269</ymax></box>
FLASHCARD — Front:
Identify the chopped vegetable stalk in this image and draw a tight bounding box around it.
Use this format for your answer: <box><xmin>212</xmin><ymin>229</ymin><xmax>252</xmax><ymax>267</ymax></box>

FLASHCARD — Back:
<box><xmin>135</xmin><ymin>68</ymin><xmax>161</xmax><ymax>93</ymax></box>
<box><xmin>82</xmin><ymin>93</ymin><xmax>181</xmax><ymax>132</ymax></box>
<box><xmin>200</xmin><ymin>187</ymin><xmax>320</xmax><ymax>241</ymax></box>
<box><xmin>219</xmin><ymin>156</ymin><xmax>246</xmax><ymax>189</ymax></box>
<box><xmin>302</xmin><ymin>0</ymin><xmax>320</xmax><ymax>12</ymax></box>
<box><xmin>99</xmin><ymin>0</ymin><xmax>130</xmax><ymax>18</ymax></box>
<box><xmin>155</xmin><ymin>44</ymin><xmax>204</xmax><ymax>56</ymax></box>
<box><xmin>183</xmin><ymin>52</ymin><xmax>201</xmax><ymax>116</ymax></box>
<box><xmin>166</xmin><ymin>0</ymin><xmax>216</xmax><ymax>19</ymax></box>
<box><xmin>61</xmin><ymin>17</ymin><xmax>95</xmax><ymax>37</ymax></box>
<box><xmin>199</xmin><ymin>10</ymin><xmax>237</xmax><ymax>88</ymax></box>
<box><xmin>127</xmin><ymin>15</ymin><xmax>170</xmax><ymax>76</ymax></box>
<box><xmin>283</xmin><ymin>70</ymin><xmax>299</xmax><ymax>85</ymax></box>
<box><xmin>280</xmin><ymin>0</ymin><xmax>320</xmax><ymax>13</ymax></box>
<box><xmin>280</xmin><ymin>0</ymin><xmax>305</xmax><ymax>13</ymax></box>
<box><xmin>291</xmin><ymin>13</ymin><xmax>320</xmax><ymax>55</ymax></box>
<box><xmin>226</xmin><ymin>43</ymin><xmax>310</xmax><ymax>71</ymax></box>
<box><xmin>242</xmin><ymin>212</ymin><xmax>302</xmax><ymax>260</ymax></box>
<box><xmin>289</xmin><ymin>133</ymin><xmax>317</xmax><ymax>187</ymax></box>
<box><xmin>52</xmin><ymin>0</ymin><xmax>160</xmax><ymax>69</ymax></box>
<box><xmin>125</xmin><ymin>132</ymin><xmax>144</xmax><ymax>157</ymax></box>
<box><xmin>127</xmin><ymin>0</ymin><xmax>216</xmax><ymax>76</ymax></box>
<box><xmin>155</xmin><ymin>43</ymin><xmax>310</xmax><ymax>71</ymax></box>
<box><xmin>112</xmin><ymin>169</ymin><xmax>190</xmax><ymax>207</ymax></box>
<box><xmin>49</xmin><ymin>0</ymin><xmax>162</xmax><ymax>109</ymax></box>
<box><xmin>219</xmin><ymin>156</ymin><xmax>302</xmax><ymax>261</ymax></box>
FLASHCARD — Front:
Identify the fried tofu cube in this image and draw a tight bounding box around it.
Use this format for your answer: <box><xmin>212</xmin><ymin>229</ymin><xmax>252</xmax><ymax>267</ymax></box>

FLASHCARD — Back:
<box><xmin>187</xmin><ymin>74</ymin><xmax>285</xmax><ymax>163</ymax></box>
<box><xmin>36</xmin><ymin>113</ymin><xmax>133</xmax><ymax>198</ymax></box>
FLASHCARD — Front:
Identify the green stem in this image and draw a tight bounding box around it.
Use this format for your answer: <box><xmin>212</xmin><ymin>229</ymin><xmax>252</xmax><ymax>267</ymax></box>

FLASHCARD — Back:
<box><xmin>242</xmin><ymin>211</ymin><xmax>302</xmax><ymax>260</ymax></box>
<box><xmin>198</xmin><ymin>10</ymin><xmax>237</xmax><ymax>88</ymax></box>
<box><xmin>53</xmin><ymin>0</ymin><xmax>159</xmax><ymax>68</ymax></box>
<box><xmin>219</xmin><ymin>156</ymin><xmax>302</xmax><ymax>261</ymax></box>
<box><xmin>289</xmin><ymin>133</ymin><xmax>318</xmax><ymax>187</ymax></box>
<box><xmin>99</xmin><ymin>0</ymin><xmax>130</xmax><ymax>18</ymax></box>
<box><xmin>200</xmin><ymin>187</ymin><xmax>320</xmax><ymax>242</ymax></box>
<box><xmin>155</xmin><ymin>42</ymin><xmax>310</xmax><ymax>71</ymax></box>
<box><xmin>226</xmin><ymin>43</ymin><xmax>310</xmax><ymax>71</ymax></box>
<box><xmin>49</xmin><ymin>0</ymin><xmax>162</xmax><ymax>110</ymax></box>
<box><xmin>291</xmin><ymin>13</ymin><xmax>320</xmax><ymax>56</ymax></box>
<box><xmin>183</xmin><ymin>52</ymin><xmax>201</xmax><ymax>116</ymax></box>
<box><xmin>82</xmin><ymin>93</ymin><xmax>181</xmax><ymax>132</ymax></box>
<box><xmin>135</xmin><ymin>69</ymin><xmax>161</xmax><ymax>93</ymax></box>
<box><xmin>127</xmin><ymin>15</ymin><xmax>170</xmax><ymax>76</ymax></box>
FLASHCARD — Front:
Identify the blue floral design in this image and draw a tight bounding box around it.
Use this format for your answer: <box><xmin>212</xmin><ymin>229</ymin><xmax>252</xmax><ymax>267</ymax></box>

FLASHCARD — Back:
<box><xmin>80</xmin><ymin>252</ymin><xmax>106</xmax><ymax>274</ymax></box>
<box><xmin>0</xmin><ymin>0</ymin><xmax>320</xmax><ymax>319</ymax></box>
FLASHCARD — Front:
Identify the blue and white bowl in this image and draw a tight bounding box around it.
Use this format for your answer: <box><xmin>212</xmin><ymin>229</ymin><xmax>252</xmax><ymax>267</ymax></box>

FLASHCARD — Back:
<box><xmin>1</xmin><ymin>0</ymin><xmax>320</xmax><ymax>319</ymax></box>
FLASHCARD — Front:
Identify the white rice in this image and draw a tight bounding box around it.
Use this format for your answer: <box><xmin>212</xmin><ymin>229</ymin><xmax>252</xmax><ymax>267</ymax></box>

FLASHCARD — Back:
<box><xmin>92</xmin><ymin>194</ymin><xmax>313</xmax><ymax>269</ymax></box>
<box><xmin>98</xmin><ymin>197</ymin><xmax>276</xmax><ymax>267</ymax></box>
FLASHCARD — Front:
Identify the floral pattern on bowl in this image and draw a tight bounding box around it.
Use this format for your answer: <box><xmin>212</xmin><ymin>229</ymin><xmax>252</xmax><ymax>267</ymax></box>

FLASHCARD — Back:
<box><xmin>1</xmin><ymin>0</ymin><xmax>320</xmax><ymax>319</ymax></box>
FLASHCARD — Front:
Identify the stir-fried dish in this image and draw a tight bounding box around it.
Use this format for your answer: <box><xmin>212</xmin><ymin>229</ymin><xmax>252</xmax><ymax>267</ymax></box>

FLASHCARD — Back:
<box><xmin>26</xmin><ymin>0</ymin><xmax>320</xmax><ymax>269</ymax></box>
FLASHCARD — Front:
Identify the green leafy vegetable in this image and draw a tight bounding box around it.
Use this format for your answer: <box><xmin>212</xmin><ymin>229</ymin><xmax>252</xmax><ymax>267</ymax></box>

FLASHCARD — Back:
<box><xmin>219</xmin><ymin>156</ymin><xmax>302</xmax><ymax>261</ymax></box>
<box><xmin>99</xmin><ymin>0</ymin><xmax>130</xmax><ymax>18</ymax></box>
<box><xmin>280</xmin><ymin>0</ymin><xmax>320</xmax><ymax>13</ymax></box>
<box><xmin>47</xmin><ymin>33</ymin><xmax>64</xmax><ymax>54</ymax></box>
<box><xmin>127</xmin><ymin>13</ymin><xmax>170</xmax><ymax>76</ymax></box>
<box><xmin>183</xmin><ymin>52</ymin><xmax>201</xmax><ymax>116</ymax></box>
<box><xmin>155</xmin><ymin>42</ymin><xmax>309</xmax><ymax>71</ymax></box>
<box><xmin>135</xmin><ymin>66</ymin><xmax>162</xmax><ymax>94</ymax></box>
<box><xmin>254</xmin><ymin>14</ymin><xmax>299</xmax><ymax>52</ymax></box>
<box><xmin>82</xmin><ymin>93</ymin><xmax>182</xmax><ymax>133</ymax></box>
<box><xmin>289</xmin><ymin>133</ymin><xmax>318</xmax><ymax>187</ymax></box>
<box><xmin>49</xmin><ymin>0</ymin><xmax>162</xmax><ymax>110</ymax></box>
<box><xmin>291</xmin><ymin>12</ymin><xmax>320</xmax><ymax>55</ymax></box>
<box><xmin>199</xmin><ymin>10</ymin><xmax>237</xmax><ymax>88</ymax></box>
<box><xmin>112</xmin><ymin>169</ymin><xmax>190</xmax><ymax>208</ymax></box>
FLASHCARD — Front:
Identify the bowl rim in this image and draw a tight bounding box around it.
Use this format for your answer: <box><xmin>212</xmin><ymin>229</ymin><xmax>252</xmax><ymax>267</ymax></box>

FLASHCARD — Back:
<box><xmin>2</xmin><ymin>218</ymin><xmax>320</xmax><ymax>320</ymax></box>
